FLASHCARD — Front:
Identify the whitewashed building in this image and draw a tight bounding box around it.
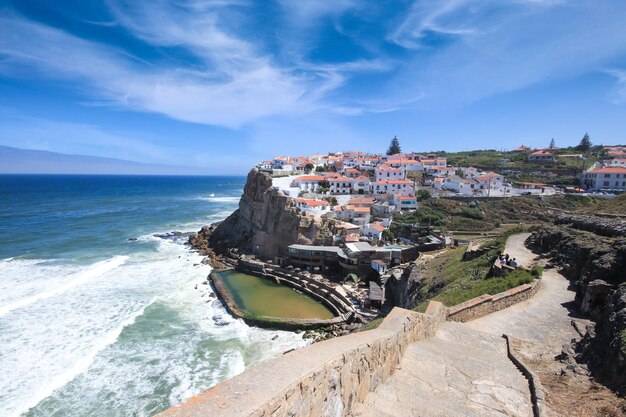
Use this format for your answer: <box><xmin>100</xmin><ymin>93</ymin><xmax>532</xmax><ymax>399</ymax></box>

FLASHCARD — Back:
<box><xmin>581</xmin><ymin>167</ymin><xmax>626</xmax><ymax>191</ymax></box>
<box><xmin>291</xmin><ymin>175</ymin><xmax>324</xmax><ymax>192</ymax></box>
<box><xmin>375</xmin><ymin>164</ymin><xmax>405</xmax><ymax>182</ymax></box>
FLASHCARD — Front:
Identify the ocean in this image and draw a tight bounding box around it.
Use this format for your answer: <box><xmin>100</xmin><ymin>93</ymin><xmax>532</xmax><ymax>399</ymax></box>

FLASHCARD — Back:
<box><xmin>0</xmin><ymin>175</ymin><xmax>307</xmax><ymax>417</ymax></box>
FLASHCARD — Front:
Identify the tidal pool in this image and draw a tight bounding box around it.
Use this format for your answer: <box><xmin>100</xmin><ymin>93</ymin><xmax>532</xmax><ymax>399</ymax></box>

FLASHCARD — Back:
<box><xmin>214</xmin><ymin>270</ymin><xmax>334</xmax><ymax>320</ymax></box>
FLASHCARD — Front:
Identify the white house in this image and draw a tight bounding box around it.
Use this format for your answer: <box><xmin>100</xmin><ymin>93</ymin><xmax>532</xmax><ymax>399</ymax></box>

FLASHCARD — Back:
<box><xmin>351</xmin><ymin>176</ymin><xmax>371</xmax><ymax>194</ymax></box>
<box><xmin>605</xmin><ymin>158</ymin><xmax>626</xmax><ymax>168</ymax></box>
<box><xmin>371</xmin><ymin>179</ymin><xmax>414</xmax><ymax>196</ymax></box>
<box><xmin>388</xmin><ymin>159</ymin><xmax>424</xmax><ymax>172</ymax></box>
<box><xmin>475</xmin><ymin>173</ymin><xmax>503</xmax><ymax>193</ymax></box>
<box><xmin>329</xmin><ymin>176</ymin><xmax>353</xmax><ymax>194</ymax></box>
<box><xmin>528</xmin><ymin>150</ymin><xmax>555</xmax><ymax>163</ymax></box>
<box><xmin>425</xmin><ymin>166</ymin><xmax>455</xmax><ymax>177</ymax></box>
<box><xmin>294</xmin><ymin>198</ymin><xmax>330</xmax><ymax>215</ymax></box>
<box><xmin>392</xmin><ymin>194</ymin><xmax>418</xmax><ymax>210</ymax></box>
<box><xmin>291</xmin><ymin>175</ymin><xmax>324</xmax><ymax>192</ymax></box>
<box><xmin>460</xmin><ymin>167</ymin><xmax>479</xmax><ymax>179</ymax></box>
<box><xmin>375</xmin><ymin>164</ymin><xmax>406</xmax><ymax>182</ymax></box>
<box><xmin>442</xmin><ymin>176</ymin><xmax>477</xmax><ymax>196</ymax></box>
<box><xmin>361</xmin><ymin>223</ymin><xmax>386</xmax><ymax>239</ymax></box>
<box><xmin>581</xmin><ymin>167</ymin><xmax>626</xmax><ymax>191</ymax></box>
<box><xmin>335</xmin><ymin>205</ymin><xmax>371</xmax><ymax>225</ymax></box>
<box><xmin>371</xmin><ymin>259</ymin><xmax>388</xmax><ymax>274</ymax></box>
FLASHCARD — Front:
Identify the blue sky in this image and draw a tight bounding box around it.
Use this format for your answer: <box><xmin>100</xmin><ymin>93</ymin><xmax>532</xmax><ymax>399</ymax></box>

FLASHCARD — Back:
<box><xmin>1</xmin><ymin>0</ymin><xmax>625</xmax><ymax>174</ymax></box>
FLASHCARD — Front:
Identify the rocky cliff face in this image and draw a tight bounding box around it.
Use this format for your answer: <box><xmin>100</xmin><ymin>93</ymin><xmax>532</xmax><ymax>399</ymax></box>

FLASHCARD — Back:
<box><xmin>205</xmin><ymin>168</ymin><xmax>323</xmax><ymax>259</ymax></box>
<box><xmin>526</xmin><ymin>215</ymin><xmax>626</xmax><ymax>393</ymax></box>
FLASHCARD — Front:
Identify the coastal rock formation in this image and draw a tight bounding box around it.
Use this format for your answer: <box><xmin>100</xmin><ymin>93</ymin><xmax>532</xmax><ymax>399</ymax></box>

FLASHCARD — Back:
<box><xmin>571</xmin><ymin>286</ymin><xmax>626</xmax><ymax>394</ymax></box>
<box><xmin>205</xmin><ymin>168</ymin><xmax>323</xmax><ymax>259</ymax></box>
<box><xmin>385</xmin><ymin>263</ymin><xmax>423</xmax><ymax>309</ymax></box>
<box><xmin>526</xmin><ymin>217</ymin><xmax>626</xmax><ymax>393</ymax></box>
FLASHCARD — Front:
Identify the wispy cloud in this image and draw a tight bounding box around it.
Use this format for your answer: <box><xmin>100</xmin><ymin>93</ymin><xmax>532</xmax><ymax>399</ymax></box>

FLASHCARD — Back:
<box><xmin>387</xmin><ymin>0</ymin><xmax>626</xmax><ymax>104</ymax></box>
<box><xmin>605</xmin><ymin>69</ymin><xmax>626</xmax><ymax>104</ymax></box>
<box><xmin>0</xmin><ymin>3</ymin><xmax>366</xmax><ymax>128</ymax></box>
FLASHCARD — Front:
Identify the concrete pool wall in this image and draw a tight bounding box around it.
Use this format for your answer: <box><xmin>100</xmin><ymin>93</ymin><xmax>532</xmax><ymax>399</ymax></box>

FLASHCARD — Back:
<box><xmin>210</xmin><ymin>261</ymin><xmax>357</xmax><ymax>330</ymax></box>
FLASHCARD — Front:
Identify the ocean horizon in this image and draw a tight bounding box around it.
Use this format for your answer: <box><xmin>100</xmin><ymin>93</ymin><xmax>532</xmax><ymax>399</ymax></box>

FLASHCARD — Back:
<box><xmin>0</xmin><ymin>174</ymin><xmax>307</xmax><ymax>417</ymax></box>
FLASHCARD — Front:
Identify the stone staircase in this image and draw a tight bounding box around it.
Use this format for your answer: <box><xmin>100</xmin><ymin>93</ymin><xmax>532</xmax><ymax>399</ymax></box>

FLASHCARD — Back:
<box><xmin>352</xmin><ymin>322</ymin><xmax>532</xmax><ymax>417</ymax></box>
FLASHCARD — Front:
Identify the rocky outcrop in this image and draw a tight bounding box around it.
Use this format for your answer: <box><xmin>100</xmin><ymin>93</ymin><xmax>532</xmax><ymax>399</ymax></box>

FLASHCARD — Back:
<box><xmin>526</xmin><ymin>223</ymin><xmax>626</xmax><ymax>313</ymax></box>
<box><xmin>575</xmin><ymin>286</ymin><xmax>626</xmax><ymax>394</ymax></box>
<box><xmin>384</xmin><ymin>263</ymin><xmax>424</xmax><ymax>309</ymax></box>
<box><xmin>195</xmin><ymin>168</ymin><xmax>323</xmax><ymax>259</ymax></box>
<box><xmin>554</xmin><ymin>214</ymin><xmax>626</xmax><ymax>237</ymax></box>
<box><xmin>526</xmin><ymin>217</ymin><xmax>626</xmax><ymax>394</ymax></box>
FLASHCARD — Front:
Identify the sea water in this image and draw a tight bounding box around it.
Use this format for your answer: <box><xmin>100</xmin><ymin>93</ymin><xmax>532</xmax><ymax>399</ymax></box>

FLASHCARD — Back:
<box><xmin>0</xmin><ymin>175</ymin><xmax>307</xmax><ymax>417</ymax></box>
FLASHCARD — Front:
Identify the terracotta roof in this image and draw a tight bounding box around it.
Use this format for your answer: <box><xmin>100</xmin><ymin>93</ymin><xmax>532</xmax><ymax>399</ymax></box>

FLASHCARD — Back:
<box><xmin>295</xmin><ymin>198</ymin><xmax>329</xmax><ymax>207</ymax></box>
<box><xmin>376</xmin><ymin>164</ymin><xmax>402</xmax><ymax>172</ymax></box>
<box><xmin>368</xmin><ymin>224</ymin><xmax>386</xmax><ymax>231</ymax></box>
<box><xmin>353</xmin><ymin>175</ymin><xmax>371</xmax><ymax>181</ymax></box>
<box><xmin>590</xmin><ymin>167</ymin><xmax>626</xmax><ymax>174</ymax></box>
<box><xmin>530</xmin><ymin>150</ymin><xmax>553</xmax><ymax>156</ymax></box>
<box><xmin>374</xmin><ymin>180</ymin><xmax>412</xmax><ymax>185</ymax></box>
<box><xmin>294</xmin><ymin>175</ymin><xmax>325</xmax><ymax>181</ymax></box>
<box><xmin>330</xmin><ymin>176</ymin><xmax>352</xmax><ymax>182</ymax></box>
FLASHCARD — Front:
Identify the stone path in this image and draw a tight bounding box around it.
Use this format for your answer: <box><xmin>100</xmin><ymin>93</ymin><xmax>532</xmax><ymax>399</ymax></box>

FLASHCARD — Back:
<box><xmin>353</xmin><ymin>322</ymin><xmax>532</xmax><ymax>417</ymax></box>
<box><xmin>467</xmin><ymin>233</ymin><xmax>581</xmax><ymax>353</ymax></box>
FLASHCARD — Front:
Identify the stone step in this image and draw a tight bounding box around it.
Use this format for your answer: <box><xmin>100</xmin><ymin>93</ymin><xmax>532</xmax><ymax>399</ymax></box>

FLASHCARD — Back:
<box><xmin>352</xmin><ymin>322</ymin><xmax>532</xmax><ymax>417</ymax></box>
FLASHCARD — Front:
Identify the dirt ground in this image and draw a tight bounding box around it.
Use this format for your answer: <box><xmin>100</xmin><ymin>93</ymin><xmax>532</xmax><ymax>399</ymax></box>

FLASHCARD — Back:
<box><xmin>512</xmin><ymin>338</ymin><xmax>625</xmax><ymax>417</ymax></box>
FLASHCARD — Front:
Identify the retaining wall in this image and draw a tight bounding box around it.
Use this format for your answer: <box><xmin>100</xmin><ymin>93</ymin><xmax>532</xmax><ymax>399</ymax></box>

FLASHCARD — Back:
<box><xmin>447</xmin><ymin>279</ymin><xmax>540</xmax><ymax>322</ymax></box>
<box><xmin>156</xmin><ymin>306</ymin><xmax>443</xmax><ymax>417</ymax></box>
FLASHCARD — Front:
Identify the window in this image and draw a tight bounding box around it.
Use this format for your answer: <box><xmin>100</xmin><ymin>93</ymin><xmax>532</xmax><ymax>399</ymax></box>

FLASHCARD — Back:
<box><xmin>603</xmin><ymin>181</ymin><xmax>609</xmax><ymax>186</ymax></box>
<box><xmin>605</xmin><ymin>174</ymin><xmax>610</xmax><ymax>178</ymax></box>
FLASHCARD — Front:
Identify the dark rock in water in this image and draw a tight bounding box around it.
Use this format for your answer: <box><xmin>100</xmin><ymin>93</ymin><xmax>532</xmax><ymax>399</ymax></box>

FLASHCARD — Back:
<box><xmin>271</xmin><ymin>335</ymin><xmax>279</xmax><ymax>341</ymax></box>
<box><xmin>212</xmin><ymin>315</ymin><xmax>230</xmax><ymax>326</ymax></box>
<box><xmin>128</xmin><ymin>237</ymin><xmax>138</xmax><ymax>241</ymax></box>
<box><xmin>153</xmin><ymin>231</ymin><xmax>193</xmax><ymax>244</ymax></box>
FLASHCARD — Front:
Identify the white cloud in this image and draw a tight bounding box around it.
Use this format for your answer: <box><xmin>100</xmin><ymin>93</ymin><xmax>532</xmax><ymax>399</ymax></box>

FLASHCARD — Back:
<box><xmin>0</xmin><ymin>6</ymin><xmax>352</xmax><ymax>128</ymax></box>
<box><xmin>606</xmin><ymin>69</ymin><xmax>626</xmax><ymax>104</ymax></box>
<box><xmin>387</xmin><ymin>0</ymin><xmax>626</xmax><ymax>105</ymax></box>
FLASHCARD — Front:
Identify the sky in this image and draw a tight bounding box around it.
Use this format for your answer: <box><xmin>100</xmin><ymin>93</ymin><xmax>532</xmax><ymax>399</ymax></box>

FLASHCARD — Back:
<box><xmin>1</xmin><ymin>0</ymin><xmax>625</xmax><ymax>174</ymax></box>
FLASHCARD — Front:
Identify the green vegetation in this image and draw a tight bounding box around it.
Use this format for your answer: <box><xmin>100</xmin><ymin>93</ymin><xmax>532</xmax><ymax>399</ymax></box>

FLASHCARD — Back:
<box><xmin>387</xmin><ymin>136</ymin><xmax>401</xmax><ymax>155</ymax></box>
<box><xmin>576</xmin><ymin>132</ymin><xmax>592</xmax><ymax>152</ymax></box>
<box><xmin>416</xmin><ymin>189</ymin><xmax>431</xmax><ymax>201</ymax></box>
<box><xmin>461</xmin><ymin>207</ymin><xmax>485</xmax><ymax>220</ymax></box>
<box><xmin>414</xmin><ymin>228</ymin><xmax>538</xmax><ymax>310</ymax></box>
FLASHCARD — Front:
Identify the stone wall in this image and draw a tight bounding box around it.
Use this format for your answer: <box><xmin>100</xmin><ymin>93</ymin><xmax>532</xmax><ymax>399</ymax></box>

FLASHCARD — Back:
<box><xmin>155</xmin><ymin>306</ymin><xmax>441</xmax><ymax>417</ymax></box>
<box><xmin>447</xmin><ymin>280</ymin><xmax>540</xmax><ymax>322</ymax></box>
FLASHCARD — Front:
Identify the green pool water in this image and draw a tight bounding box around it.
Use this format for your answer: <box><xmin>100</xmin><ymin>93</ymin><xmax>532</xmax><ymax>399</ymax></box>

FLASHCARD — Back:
<box><xmin>214</xmin><ymin>270</ymin><xmax>335</xmax><ymax>320</ymax></box>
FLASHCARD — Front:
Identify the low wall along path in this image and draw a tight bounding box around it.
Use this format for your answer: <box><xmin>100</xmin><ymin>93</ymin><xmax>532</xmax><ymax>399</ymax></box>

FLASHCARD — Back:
<box><xmin>158</xmin><ymin>233</ymin><xmax>559</xmax><ymax>416</ymax></box>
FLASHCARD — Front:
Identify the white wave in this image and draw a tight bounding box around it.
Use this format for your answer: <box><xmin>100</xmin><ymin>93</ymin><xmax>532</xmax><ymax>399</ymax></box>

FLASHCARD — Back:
<box><xmin>198</xmin><ymin>196</ymin><xmax>240</xmax><ymax>203</ymax></box>
<box><xmin>0</xmin><ymin>256</ymin><xmax>128</xmax><ymax>318</ymax></box>
<box><xmin>15</xmin><ymin>299</ymin><xmax>155</xmax><ymax>417</ymax></box>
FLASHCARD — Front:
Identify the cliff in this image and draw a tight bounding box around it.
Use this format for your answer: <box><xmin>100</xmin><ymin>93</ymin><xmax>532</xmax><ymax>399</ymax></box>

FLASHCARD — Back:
<box><xmin>202</xmin><ymin>168</ymin><xmax>323</xmax><ymax>259</ymax></box>
<box><xmin>526</xmin><ymin>215</ymin><xmax>626</xmax><ymax>393</ymax></box>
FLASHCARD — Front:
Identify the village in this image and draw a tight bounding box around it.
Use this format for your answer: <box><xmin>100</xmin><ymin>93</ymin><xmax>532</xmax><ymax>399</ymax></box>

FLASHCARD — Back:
<box><xmin>240</xmin><ymin>141</ymin><xmax>624</xmax><ymax>309</ymax></box>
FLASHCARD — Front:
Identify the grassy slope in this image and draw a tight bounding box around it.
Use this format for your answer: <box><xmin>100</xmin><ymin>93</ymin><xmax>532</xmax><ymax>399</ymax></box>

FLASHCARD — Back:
<box><xmin>391</xmin><ymin>194</ymin><xmax>626</xmax><ymax>237</ymax></box>
<box><xmin>413</xmin><ymin>229</ymin><xmax>539</xmax><ymax>311</ymax></box>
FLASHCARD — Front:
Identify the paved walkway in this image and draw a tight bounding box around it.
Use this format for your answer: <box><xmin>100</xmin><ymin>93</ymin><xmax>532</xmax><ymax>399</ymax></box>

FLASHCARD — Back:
<box><xmin>467</xmin><ymin>233</ymin><xmax>581</xmax><ymax>353</ymax></box>
<box><xmin>353</xmin><ymin>321</ymin><xmax>532</xmax><ymax>417</ymax></box>
<box><xmin>354</xmin><ymin>233</ymin><xmax>585</xmax><ymax>416</ymax></box>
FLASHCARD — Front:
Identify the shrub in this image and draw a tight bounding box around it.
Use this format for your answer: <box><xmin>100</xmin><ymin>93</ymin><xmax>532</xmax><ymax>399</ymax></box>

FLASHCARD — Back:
<box><xmin>530</xmin><ymin>264</ymin><xmax>543</xmax><ymax>278</ymax></box>
<box><xmin>461</xmin><ymin>207</ymin><xmax>485</xmax><ymax>220</ymax></box>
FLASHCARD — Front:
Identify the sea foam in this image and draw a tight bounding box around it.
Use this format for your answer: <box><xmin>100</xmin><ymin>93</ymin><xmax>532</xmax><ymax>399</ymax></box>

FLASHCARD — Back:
<box><xmin>0</xmin><ymin>255</ymin><xmax>128</xmax><ymax>318</ymax></box>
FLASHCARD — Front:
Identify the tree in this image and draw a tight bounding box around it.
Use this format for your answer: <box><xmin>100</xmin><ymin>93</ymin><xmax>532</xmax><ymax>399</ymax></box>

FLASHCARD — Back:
<box><xmin>549</xmin><ymin>138</ymin><xmax>555</xmax><ymax>149</ymax></box>
<box><xmin>382</xmin><ymin>229</ymin><xmax>395</xmax><ymax>242</ymax></box>
<box><xmin>416</xmin><ymin>189</ymin><xmax>431</xmax><ymax>201</ymax></box>
<box><xmin>576</xmin><ymin>133</ymin><xmax>592</xmax><ymax>152</ymax></box>
<box><xmin>304</xmin><ymin>163</ymin><xmax>314</xmax><ymax>173</ymax></box>
<box><xmin>386</xmin><ymin>136</ymin><xmax>401</xmax><ymax>155</ymax></box>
